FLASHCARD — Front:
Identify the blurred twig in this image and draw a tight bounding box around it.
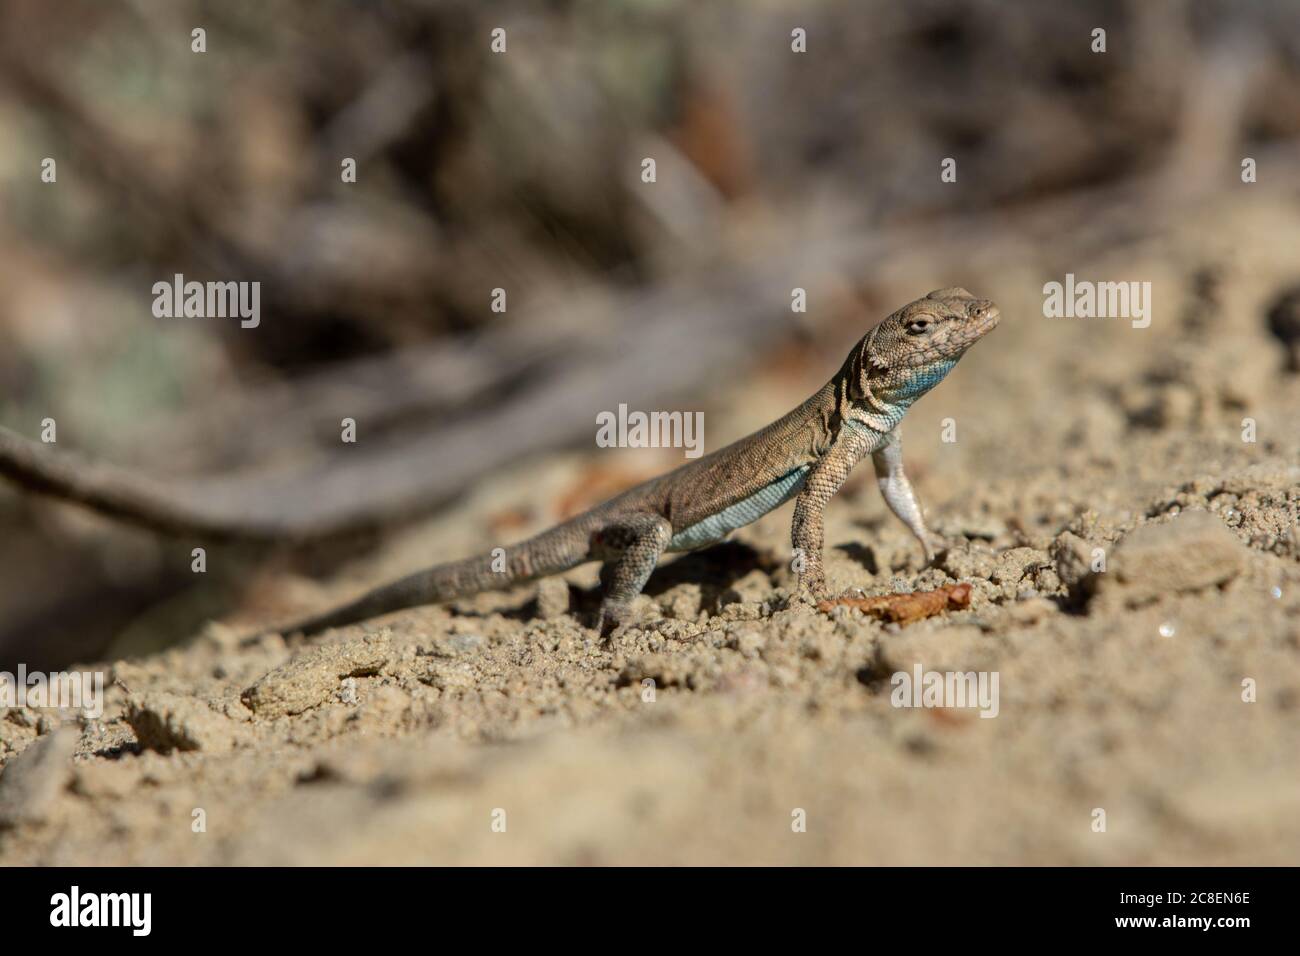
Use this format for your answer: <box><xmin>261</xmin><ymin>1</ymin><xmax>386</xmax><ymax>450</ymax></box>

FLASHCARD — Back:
<box><xmin>5</xmin><ymin>133</ymin><xmax>1300</xmax><ymax>543</ymax></box>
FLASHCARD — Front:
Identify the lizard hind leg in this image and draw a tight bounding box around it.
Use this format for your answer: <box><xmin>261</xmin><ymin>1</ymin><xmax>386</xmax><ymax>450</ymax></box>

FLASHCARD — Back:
<box><xmin>592</xmin><ymin>512</ymin><xmax>673</xmax><ymax>636</ymax></box>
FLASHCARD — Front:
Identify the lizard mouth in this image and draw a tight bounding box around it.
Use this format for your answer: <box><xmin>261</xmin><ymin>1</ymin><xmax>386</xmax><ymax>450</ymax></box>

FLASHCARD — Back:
<box><xmin>933</xmin><ymin>305</ymin><xmax>999</xmax><ymax>361</ymax></box>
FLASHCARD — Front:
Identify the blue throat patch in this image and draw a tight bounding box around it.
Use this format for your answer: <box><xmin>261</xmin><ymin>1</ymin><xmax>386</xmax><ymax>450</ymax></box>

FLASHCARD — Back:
<box><xmin>894</xmin><ymin>358</ymin><xmax>957</xmax><ymax>402</ymax></box>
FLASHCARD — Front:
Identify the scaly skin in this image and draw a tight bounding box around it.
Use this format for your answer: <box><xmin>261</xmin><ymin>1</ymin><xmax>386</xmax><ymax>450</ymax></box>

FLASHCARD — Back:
<box><xmin>273</xmin><ymin>288</ymin><xmax>1000</xmax><ymax>637</ymax></box>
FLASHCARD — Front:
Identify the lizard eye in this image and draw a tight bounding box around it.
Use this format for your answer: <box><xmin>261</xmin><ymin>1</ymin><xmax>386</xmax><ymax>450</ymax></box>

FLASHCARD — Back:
<box><xmin>905</xmin><ymin>318</ymin><xmax>931</xmax><ymax>335</ymax></box>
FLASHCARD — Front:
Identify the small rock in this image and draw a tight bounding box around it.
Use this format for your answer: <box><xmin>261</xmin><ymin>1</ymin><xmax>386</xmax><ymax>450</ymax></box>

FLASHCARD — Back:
<box><xmin>1087</xmin><ymin>509</ymin><xmax>1249</xmax><ymax>608</ymax></box>
<box><xmin>659</xmin><ymin>584</ymin><xmax>703</xmax><ymax>621</ymax></box>
<box><xmin>991</xmin><ymin>547</ymin><xmax>1046</xmax><ymax>588</ymax></box>
<box><xmin>0</xmin><ymin>725</ymin><xmax>78</xmax><ymax>827</ymax></box>
<box><xmin>339</xmin><ymin>677</ymin><xmax>359</xmax><ymax>705</ymax></box>
<box><xmin>126</xmin><ymin>692</ymin><xmax>250</xmax><ymax>753</ymax></box>
<box><xmin>242</xmin><ymin>631</ymin><xmax>393</xmax><ymax>718</ymax></box>
<box><xmin>1030</xmin><ymin>565</ymin><xmax>1062</xmax><ymax>594</ymax></box>
<box><xmin>939</xmin><ymin>544</ymin><xmax>997</xmax><ymax>581</ymax></box>
<box><xmin>1051</xmin><ymin>531</ymin><xmax>1097</xmax><ymax>589</ymax></box>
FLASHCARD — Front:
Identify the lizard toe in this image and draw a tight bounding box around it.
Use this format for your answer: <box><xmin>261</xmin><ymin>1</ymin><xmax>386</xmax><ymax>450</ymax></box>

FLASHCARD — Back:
<box><xmin>596</xmin><ymin>599</ymin><xmax>637</xmax><ymax>638</ymax></box>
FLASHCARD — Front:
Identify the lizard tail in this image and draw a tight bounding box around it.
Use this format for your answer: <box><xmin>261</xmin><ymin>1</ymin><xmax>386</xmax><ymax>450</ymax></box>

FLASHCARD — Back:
<box><xmin>264</xmin><ymin>517</ymin><xmax>597</xmax><ymax>638</ymax></box>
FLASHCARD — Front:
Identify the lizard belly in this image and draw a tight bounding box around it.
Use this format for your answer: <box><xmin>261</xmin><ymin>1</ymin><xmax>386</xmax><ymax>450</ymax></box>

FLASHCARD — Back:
<box><xmin>666</xmin><ymin>466</ymin><xmax>810</xmax><ymax>552</ymax></box>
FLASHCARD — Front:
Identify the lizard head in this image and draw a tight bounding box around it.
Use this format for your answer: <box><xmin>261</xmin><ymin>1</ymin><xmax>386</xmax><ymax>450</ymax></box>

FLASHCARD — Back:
<box><xmin>887</xmin><ymin>287</ymin><xmax>1000</xmax><ymax>366</ymax></box>
<box><xmin>857</xmin><ymin>287</ymin><xmax>999</xmax><ymax>405</ymax></box>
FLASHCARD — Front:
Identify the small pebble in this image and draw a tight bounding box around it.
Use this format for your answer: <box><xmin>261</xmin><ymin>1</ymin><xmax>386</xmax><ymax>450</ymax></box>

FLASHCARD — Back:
<box><xmin>339</xmin><ymin>677</ymin><xmax>359</xmax><ymax>705</ymax></box>
<box><xmin>1159</xmin><ymin>622</ymin><xmax>1176</xmax><ymax>638</ymax></box>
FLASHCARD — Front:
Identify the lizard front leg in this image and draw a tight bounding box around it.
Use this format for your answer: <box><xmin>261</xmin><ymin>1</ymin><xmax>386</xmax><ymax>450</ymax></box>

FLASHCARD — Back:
<box><xmin>592</xmin><ymin>512</ymin><xmax>673</xmax><ymax>636</ymax></box>
<box><xmin>791</xmin><ymin>428</ymin><xmax>873</xmax><ymax>598</ymax></box>
<box><xmin>872</xmin><ymin>428</ymin><xmax>942</xmax><ymax>562</ymax></box>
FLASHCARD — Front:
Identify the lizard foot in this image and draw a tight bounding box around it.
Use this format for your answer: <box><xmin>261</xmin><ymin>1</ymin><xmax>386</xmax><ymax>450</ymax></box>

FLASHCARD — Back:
<box><xmin>595</xmin><ymin>599</ymin><xmax>637</xmax><ymax>639</ymax></box>
<box><xmin>794</xmin><ymin>570</ymin><xmax>827</xmax><ymax>603</ymax></box>
<box><xmin>783</xmin><ymin>581</ymin><xmax>831</xmax><ymax>613</ymax></box>
<box><xmin>921</xmin><ymin>534</ymin><xmax>949</xmax><ymax>568</ymax></box>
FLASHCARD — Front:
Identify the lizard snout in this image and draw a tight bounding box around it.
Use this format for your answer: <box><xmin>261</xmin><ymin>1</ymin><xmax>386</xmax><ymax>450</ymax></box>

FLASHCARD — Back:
<box><xmin>966</xmin><ymin>299</ymin><xmax>1000</xmax><ymax>332</ymax></box>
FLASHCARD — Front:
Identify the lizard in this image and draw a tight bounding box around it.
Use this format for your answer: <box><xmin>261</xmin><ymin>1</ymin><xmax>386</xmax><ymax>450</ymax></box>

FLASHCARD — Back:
<box><xmin>269</xmin><ymin>287</ymin><xmax>1000</xmax><ymax>638</ymax></box>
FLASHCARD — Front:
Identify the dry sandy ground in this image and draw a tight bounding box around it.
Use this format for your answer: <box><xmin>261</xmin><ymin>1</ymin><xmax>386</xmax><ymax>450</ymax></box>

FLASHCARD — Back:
<box><xmin>1</xmin><ymin>196</ymin><xmax>1298</xmax><ymax>865</ymax></box>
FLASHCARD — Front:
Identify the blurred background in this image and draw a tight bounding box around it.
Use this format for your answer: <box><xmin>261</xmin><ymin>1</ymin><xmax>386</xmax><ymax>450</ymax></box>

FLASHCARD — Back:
<box><xmin>2</xmin><ymin>0</ymin><xmax>1299</xmax><ymax>671</ymax></box>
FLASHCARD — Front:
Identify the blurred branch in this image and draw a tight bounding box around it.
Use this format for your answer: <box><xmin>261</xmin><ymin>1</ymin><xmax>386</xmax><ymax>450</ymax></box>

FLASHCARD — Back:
<box><xmin>5</xmin><ymin>133</ymin><xmax>1300</xmax><ymax>544</ymax></box>
<box><xmin>126</xmin><ymin>331</ymin><xmax>573</xmax><ymax>470</ymax></box>
<box><xmin>0</xmin><ymin>272</ymin><xmax>800</xmax><ymax>542</ymax></box>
